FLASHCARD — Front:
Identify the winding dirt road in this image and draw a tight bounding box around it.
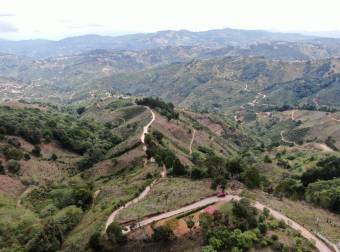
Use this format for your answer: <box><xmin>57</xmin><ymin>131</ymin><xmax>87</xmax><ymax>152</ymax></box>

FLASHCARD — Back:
<box><xmin>291</xmin><ymin>110</ymin><xmax>297</xmax><ymax>121</ymax></box>
<box><xmin>124</xmin><ymin>195</ymin><xmax>333</xmax><ymax>252</ymax></box>
<box><xmin>280</xmin><ymin>130</ymin><xmax>297</xmax><ymax>146</ymax></box>
<box><xmin>105</xmin><ymin>106</ymin><xmax>158</xmax><ymax>231</ymax></box>
<box><xmin>328</xmin><ymin>114</ymin><xmax>340</xmax><ymax>123</ymax></box>
<box><xmin>189</xmin><ymin>129</ymin><xmax>196</xmax><ymax>155</ymax></box>
<box><xmin>140</xmin><ymin>106</ymin><xmax>155</xmax><ymax>145</ymax></box>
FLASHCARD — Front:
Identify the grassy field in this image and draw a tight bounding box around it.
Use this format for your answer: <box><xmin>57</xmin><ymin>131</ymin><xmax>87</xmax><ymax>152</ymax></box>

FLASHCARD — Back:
<box><xmin>115</xmin><ymin>178</ymin><xmax>214</xmax><ymax>223</ymax></box>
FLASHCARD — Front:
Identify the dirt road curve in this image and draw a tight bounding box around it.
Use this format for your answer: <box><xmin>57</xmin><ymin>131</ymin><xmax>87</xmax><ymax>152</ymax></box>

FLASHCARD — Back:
<box><xmin>189</xmin><ymin>129</ymin><xmax>196</xmax><ymax>155</ymax></box>
<box><xmin>105</xmin><ymin>106</ymin><xmax>157</xmax><ymax>231</ymax></box>
<box><xmin>140</xmin><ymin>106</ymin><xmax>155</xmax><ymax>144</ymax></box>
<box><xmin>291</xmin><ymin>110</ymin><xmax>296</xmax><ymax>121</ymax></box>
<box><xmin>280</xmin><ymin>130</ymin><xmax>297</xmax><ymax>146</ymax></box>
<box><xmin>126</xmin><ymin>195</ymin><xmax>333</xmax><ymax>252</ymax></box>
<box><xmin>317</xmin><ymin>144</ymin><xmax>334</xmax><ymax>152</ymax></box>
<box><xmin>329</xmin><ymin>114</ymin><xmax>340</xmax><ymax>123</ymax></box>
<box><xmin>252</xmin><ymin>201</ymin><xmax>332</xmax><ymax>252</ymax></box>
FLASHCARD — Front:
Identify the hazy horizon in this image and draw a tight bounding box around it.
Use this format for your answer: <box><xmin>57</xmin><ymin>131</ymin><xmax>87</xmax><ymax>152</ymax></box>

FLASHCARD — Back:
<box><xmin>1</xmin><ymin>0</ymin><xmax>340</xmax><ymax>40</ymax></box>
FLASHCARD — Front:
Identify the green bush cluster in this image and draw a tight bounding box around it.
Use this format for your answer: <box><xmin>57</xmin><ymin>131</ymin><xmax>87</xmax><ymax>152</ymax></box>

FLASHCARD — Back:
<box><xmin>28</xmin><ymin>182</ymin><xmax>93</xmax><ymax>213</ymax></box>
<box><xmin>305</xmin><ymin>178</ymin><xmax>340</xmax><ymax>213</ymax></box>
<box><xmin>0</xmin><ymin>106</ymin><xmax>121</xmax><ymax>155</ymax></box>
<box><xmin>145</xmin><ymin>134</ymin><xmax>186</xmax><ymax>176</ymax></box>
<box><xmin>275</xmin><ymin>155</ymin><xmax>340</xmax><ymax>213</ymax></box>
<box><xmin>136</xmin><ymin>97</ymin><xmax>179</xmax><ymax>120</ymax></box>
<box><xmin>191</xmin><ymin>152</ymin><xmax>263</xmax><ymax>190</ymax></box>
<box><xmin>199</xmin><ymin>199</ymin><xmax>308</xmax><ymax>252</ymax></box>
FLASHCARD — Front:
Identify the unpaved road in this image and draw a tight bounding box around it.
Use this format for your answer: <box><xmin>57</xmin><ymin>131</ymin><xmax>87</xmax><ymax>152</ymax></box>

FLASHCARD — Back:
<box><xmin>328</xmin><ymin>114</ymin><xmax>340</xmax><ymax>123</ymax></box>
<box><xmin>317</xmin><ymin>143</ymin><xmax>334</xmax><ymax>152</ymax></box>
<box><xmin>249</xmin><ymin>92</ymin><xmax>266</xmax><ymax>107</ymax></box>
<box><xmin>140</xmin><ymin>106</ymin><xmax>155</xmax><ymax>144</ymax></box>
<box><xmin>280</xmin><ymin>130</ymin><xmax>297</xmax><ymax>146</ymax></box>
<box><xmin>105</xmin><ymin>179</ymin><xmax>159</xmax><ymax>231</ymax></box>
<box><xmin>291</xmin><ymin>110</ymin><xmax>297</xmax><ymax>121</ymax></box>
<box><xmin>125</xmin><ymin>195</ymin><xmax>333</xmax><ymax>252</ymax></box>
<box><xmin>189</xmin><ymin>129</ymin><xmax>196</xmax><ymax>155</ymax></box>
<box><xmin>105</xmin><ymin>107</ymin><xmax>159</xmax><ymax>231</ymax></box>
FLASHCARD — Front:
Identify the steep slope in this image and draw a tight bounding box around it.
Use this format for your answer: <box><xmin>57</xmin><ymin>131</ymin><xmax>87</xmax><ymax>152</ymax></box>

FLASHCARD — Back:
<box><xmin>0</xmin><ymin>98</ymin><xmax>252</xmax><ymax>251</ymax></box>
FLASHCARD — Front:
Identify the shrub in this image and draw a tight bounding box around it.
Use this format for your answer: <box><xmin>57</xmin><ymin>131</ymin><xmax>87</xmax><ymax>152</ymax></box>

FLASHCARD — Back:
<box><xmin>3</xmin><ymin>145</ymin><xmax>23</xmax><ymax>160</ymax></box>
<box><xmin>52</xmin><ymin>205</ymin><xmax>83</xmax><ymax>234</ymax></box>
<box><xmin>89</xmin><ymin>232</ymin><xmax>103</xmax><ymax>251</ymax></box>
<box><xmin>7</xmin><ymin>137</ymin><xmax>21</xmax><ymax>148</ymax></box>
<box><xmin>40</xmin><ymin>204</ymin><xmax>58</xmax><ymax>218</ymax></box>
<box><xmin>76</xmin><ymin>107</ymin><xmax>86</xmax><ymax>115</ymax></box>
<box><xmin>106</xmin><ymin>222</ymin><xmax>126</xmax><ymax>244</ymax></box>
<box><xmin>50</xmin><ymin>153</ymin><xmax>57</xmax><ymax>161</ymax></box>
<box><xmin>24</xmin><ymin>153</ymin><xmax>31</xmax><ymax>160</ymax></box>
<box><xmin>7</xmin><ymin>159</ymin><xmax>20</xmax><ymax>174</ymax></box>
<box><xmin>301</xmin><ymin>155</ymin><xmax>340</xmax><ymax>186</ymax></box>
<box><xmin>152</xmin><ymin>225</ymin><xmax>175</xmax><ymax>242</ymax></box>
<box><xmin>264</xmin><ymin>155</ymin><xmax>272</xmax><ymax>163</ymax></box>
<box><xmin>241</xmin><ymin>167</ymin><xmax>261</xmax><ymax>188</ymax></box>
<box><xmin>258</xmin><ymin>222</ymin><xmax>267</xmax><ymax>235</ymax></box>
<box><xmin>0</xmin><ymin>162</ymin><xmax>4</xmax><ymax>174</ymax></box>
<box><xmin>31</xmin><ymin>146</ymin><xmax>41</xmax><ymax>157</ymax></box>
<box><xmin>202</xmin><ymin>245</ymin><xmax>217</xmax><ymax>252</ymax></box>
<box><xmin>26</xmin><ymin>220</ymin><xmax>63</xmax><ymax>252</ymax></box>
<box><xmin>135</xmin><ymin>97</ymin><xmax>179</xmax><ymax>120</ymax></box>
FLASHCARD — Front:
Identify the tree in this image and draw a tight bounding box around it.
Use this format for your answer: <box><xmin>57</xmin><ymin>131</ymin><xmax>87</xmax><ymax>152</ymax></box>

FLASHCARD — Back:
<box><xmin>209</xmin><ymin>237</ymin><xmax>223</xmax><ymax>250</ymax></box>
<box><xmin>7</xmin><ymin>159</ymin><xmax>20</xmax><ymax>174</ymax></box>
<box><xmin>76</xmin><ymin>106</ymin><xmax>86</xmax><ymax>115</ymax></box>
<box><xmin>73</xmin><ymin>187</ymin><xmax>92</xmax><ymax>210</ymax></box>
<box><xmin>264</xmin><ymin>155</ymin><xmax>272</xmax><ymax>163</ymax></box>
<box><xmin>152</xmin><ymin>130</ymin><xmax>163</xmax><ymax>143</ymax></box>
<box><xmin>172</xmin><ymin>158</ymin><xmax>186</xmax><ymax>176</ymax></box>
<box><xmin>50</xmin><ymin>153</ymin><xmax>58</xmax><ymax>161</ymax></box>
<box><xmin>0</xmin><ymin>161</ymin><xmax>4</xmax><ymax>174</ymax></box>
<box><xmin>3</xmin><ymin>145</ymin><xmax>23</xmax><ymax>160</ymax></box>
<box><xmin>232</xmin><ymin>199</ymin><xmax>258</xmax><ymax>230</ymax></box>
<box><xmin>106</xmin><ymin>222</ymin><xmax>126</xmax><ymax>244</ymax></box>
<box><xmin>52</xmin><ymin>205</ymin><xmax>83</xmax><ymax>234</ymax></box>
<box><xmin>89</xmin><ymin>232</ymin><xmax>103</xmax><ymax>251</ymax></box>
<box><xmin>152</xmin><ymin>225</ymin><xmax>175</xmax><ymax>242</ymax></box>
<box><xmin>227</xmin><ymin>156</ymin><xmax>243</xmax><ymax>175</ymax></box>
<box><xmin>258</xmin><ymin>222</ymin><xmax>267</xmax><ymax>235</ymax></box>
<box><xmin>185</xmin><ymin>216</ymin><xmax>195</xmax><ymax>234</ymax></box>
<box><xmin>263</xmin><ymin>208</ymin><xmax>270</xmax><ymax>218</ymax></box>
<box><xmin>26</xmin><ymin>220</ymin><xmax>63</xmax><ymax>252</ymax></box>
<box><xmin>24</xmin><ymin>153</ymin><xmax>31</xmax><ymax>160</ymax></box>
<box><xmin>241</xmin><ymin>167</ymin><xmax>261</xmax><ymax>189</ymax></box>
<box><xmin>202</xmin><ymin>245</ymin><xmax>217</xmax><ymax>252</ymax></box>
<box><xmin>31</xmin><ymin>145</ymin><xmax>41</xmax><ymax>157</ymax></box>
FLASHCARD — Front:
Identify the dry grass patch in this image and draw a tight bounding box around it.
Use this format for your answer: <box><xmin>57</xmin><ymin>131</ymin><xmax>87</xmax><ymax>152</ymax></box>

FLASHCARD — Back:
<box><xmin>115</xmin><ymin>178</ymin><xmax>214</xmax><ymax>223</ymax></box>
<box><xmin>0</xmin><ymin>175</ymin><xmax>25</xmax><ymax>198</ymax></box>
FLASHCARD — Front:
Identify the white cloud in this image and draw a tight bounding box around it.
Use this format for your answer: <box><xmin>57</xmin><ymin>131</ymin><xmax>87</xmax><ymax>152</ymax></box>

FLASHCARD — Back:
<box><xmin>1</xmin><ymin>0</ymin><xmax>340</xmax><ymax>39</ymax></box>
<box><xmin>0</xmin><ymin>21</ymin><xmax>18</xmax><ymax>33</ymax></box>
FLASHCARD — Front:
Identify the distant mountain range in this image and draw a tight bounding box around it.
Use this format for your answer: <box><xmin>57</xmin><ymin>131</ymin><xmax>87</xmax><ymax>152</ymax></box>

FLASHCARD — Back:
<box><xmin>0</xmin><ymin>27</ymin><xmax>336</xmax><ymax>58</ymax></box>
<box><xmin>2</xmin><ymin>27</ymin><xmax>340</xmax><ymax>111</ymax></box>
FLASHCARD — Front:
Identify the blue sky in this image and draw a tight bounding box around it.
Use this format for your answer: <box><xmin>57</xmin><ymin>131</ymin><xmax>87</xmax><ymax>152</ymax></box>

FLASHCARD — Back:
<box><xmin>1</xmin><ymin>0</ymin><xmax>340</xmax><ymax>40</ymax></box>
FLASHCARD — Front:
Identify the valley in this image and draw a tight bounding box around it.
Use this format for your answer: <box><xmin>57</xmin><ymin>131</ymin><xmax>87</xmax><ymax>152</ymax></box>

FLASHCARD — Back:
<box><xmin>0</xmin><ymin>27</ymin><xmax>340</xmax><ymax>252</ymax></box>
